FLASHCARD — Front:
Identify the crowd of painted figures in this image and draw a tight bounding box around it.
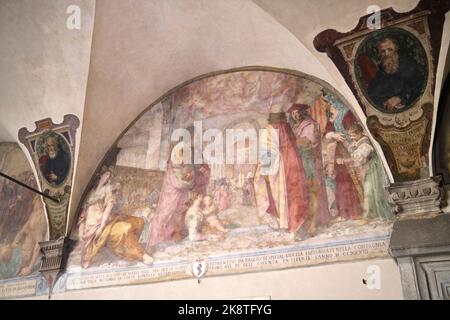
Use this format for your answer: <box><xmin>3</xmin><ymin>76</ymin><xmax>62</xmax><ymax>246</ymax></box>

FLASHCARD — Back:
<box><xmin>75</xmin><ymin>92</ymin><xmax>393</xmax><ymax>268</ymax></box>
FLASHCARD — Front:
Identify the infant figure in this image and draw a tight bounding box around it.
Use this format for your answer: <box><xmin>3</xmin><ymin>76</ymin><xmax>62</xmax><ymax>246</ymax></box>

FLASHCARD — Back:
<box><xmin>202</xmin><ymin>195</ymin><xmax>228</xmax><ymax>233</ymax></box>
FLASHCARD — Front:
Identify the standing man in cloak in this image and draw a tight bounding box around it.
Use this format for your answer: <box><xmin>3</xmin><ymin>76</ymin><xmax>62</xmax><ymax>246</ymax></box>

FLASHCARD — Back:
<box><xmin>254</xmin><ymin>111</ymin><xmax>310</xmax><ymax>237</ymax></box>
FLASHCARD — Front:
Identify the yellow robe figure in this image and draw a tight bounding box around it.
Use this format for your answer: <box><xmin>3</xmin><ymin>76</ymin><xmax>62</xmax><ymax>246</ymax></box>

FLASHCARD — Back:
<box><xmin>79</xmin><ymin>171</ymin><xmax>151</xmax><ymax>268</ymax></box>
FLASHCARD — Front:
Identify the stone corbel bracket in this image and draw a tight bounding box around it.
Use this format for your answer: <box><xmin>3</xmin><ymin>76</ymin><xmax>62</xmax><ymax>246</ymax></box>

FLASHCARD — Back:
<box><xmin>388</xmin><ymin>176</ymin><xmax>444</xmax><ymax>218</ymax></box>
<box><xmin>39</xmin><ymin>237</ymin><xmax>75</xmax><ymax>298</ymax></box>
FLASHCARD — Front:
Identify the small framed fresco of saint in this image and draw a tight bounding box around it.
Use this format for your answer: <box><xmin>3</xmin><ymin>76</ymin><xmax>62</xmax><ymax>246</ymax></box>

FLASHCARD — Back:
<box><xmin>354</xmin><ymin>27</ymin><xmax>428</xmax><ymax>114</ymax></box>
<box><xmin>36</xmin><ymin>131</ymin><xmax>71</xmax><ymax>187</ymax></box>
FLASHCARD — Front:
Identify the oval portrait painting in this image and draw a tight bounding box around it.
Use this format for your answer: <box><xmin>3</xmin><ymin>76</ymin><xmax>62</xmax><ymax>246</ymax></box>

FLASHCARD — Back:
<box><xmin>355</xmin><ymin>27</ymin><xmax>428</xmax><ymax>113</ymax></box>
<box><xmin>36</xmin><ymin>131</ymin><xmax>71</xmax><ymax>186</ymax></box>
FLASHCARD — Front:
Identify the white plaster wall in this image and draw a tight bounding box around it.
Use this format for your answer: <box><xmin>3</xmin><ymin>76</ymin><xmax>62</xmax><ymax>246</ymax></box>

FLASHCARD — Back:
<box><xmin>0</xmin><ymin>0</ymin><xmax>94</xmax><ymax>140</ymax></box>
<box><xmin>28</xmin><ymin>258</ymin><xmax>403</xmax><ymax>300</ymax></box>
<box><xmin>0</xmin><ymin>0</ymin><xmax>95</xmax><ymax>218</ymax></box>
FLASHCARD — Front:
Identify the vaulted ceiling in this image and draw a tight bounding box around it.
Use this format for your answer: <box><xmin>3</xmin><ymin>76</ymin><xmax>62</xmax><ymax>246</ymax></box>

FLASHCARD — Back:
<box><xmin>1</xmin><ymin>0</ymin><xmax>449</xmax><ymax>230</ymax></box>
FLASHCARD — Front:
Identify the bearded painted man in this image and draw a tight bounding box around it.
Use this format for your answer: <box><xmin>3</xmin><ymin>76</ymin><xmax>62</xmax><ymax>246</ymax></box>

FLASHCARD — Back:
<box><xmin>39</xmin><ymin>136</ymin><xmax>70</xmax><ymax>185</ymax></box>
<box><xmin>367</xmin><ymin>37</ymin><xmax>425</xmax><ymax>112</ymax></box>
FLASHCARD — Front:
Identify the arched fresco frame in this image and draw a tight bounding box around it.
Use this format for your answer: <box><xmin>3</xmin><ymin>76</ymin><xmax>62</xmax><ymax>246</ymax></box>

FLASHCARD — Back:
<box><xmin>53</xmin><ymin>66</ymin><xmax>397</xmax><ymax>293</ymax></box>
<box><xmin>72</xmin><ymin>66</ymin><xmax>392</xmax><ymax>229</ymax></box>
<box><xmin>0</xmin><ymin>66</ymin><xmax>399</xmax><ymax>299</ymax></box>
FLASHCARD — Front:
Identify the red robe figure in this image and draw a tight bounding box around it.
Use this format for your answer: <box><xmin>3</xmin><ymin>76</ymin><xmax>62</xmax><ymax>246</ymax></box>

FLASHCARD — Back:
<box><xmin>255</xmin><ymin>112</ymin><xmax>309</xmax><ymax>234</ymax></box>
<box><xmin>323</xmin><ymin>94</ymin><xmax>363</xmax><ymax>221</ymax></box>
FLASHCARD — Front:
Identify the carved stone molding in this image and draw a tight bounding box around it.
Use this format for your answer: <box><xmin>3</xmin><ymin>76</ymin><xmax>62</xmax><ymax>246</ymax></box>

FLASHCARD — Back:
<box><xmin>388</xmin><ymin>176</ymin><xmax>444</xmax><ymax>218</ymax></box>
<box><xmin>39</xmin><ymin>237</ymin><xmax>74</xmax><ymax>298</ymax></box>
<box><xmin>389</xmin><ymin>213</ymin><xmax>450</xmax><ymax>299</ymax></box>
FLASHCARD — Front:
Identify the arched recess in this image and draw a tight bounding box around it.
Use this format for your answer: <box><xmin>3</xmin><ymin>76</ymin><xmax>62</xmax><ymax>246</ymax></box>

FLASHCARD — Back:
<box><xmin>66</xmin><ymin>67</ymin><xmax>397</xmax><ymax>283</ymax></box>
<box><xmin>72</xmin><ymin>66</ymin><xmax>393</xmax><ymax>233</ymax></box>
